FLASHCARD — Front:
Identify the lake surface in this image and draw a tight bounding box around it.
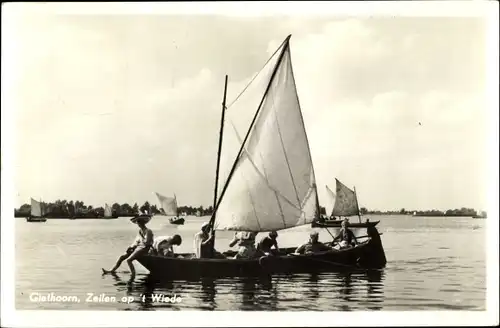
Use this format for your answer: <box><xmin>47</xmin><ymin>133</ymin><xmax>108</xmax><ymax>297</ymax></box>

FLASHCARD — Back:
<box><xmin>15</xmin><ymin>215</ymin><xmax>486</xmax><ymax>311</ymax></box>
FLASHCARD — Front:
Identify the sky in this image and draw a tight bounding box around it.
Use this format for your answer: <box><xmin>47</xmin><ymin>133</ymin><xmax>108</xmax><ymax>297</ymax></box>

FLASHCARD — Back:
<box><xmin>4</xmin><ymin>4</ymin><xmax>495</xmax><ymax>211</ymax></box>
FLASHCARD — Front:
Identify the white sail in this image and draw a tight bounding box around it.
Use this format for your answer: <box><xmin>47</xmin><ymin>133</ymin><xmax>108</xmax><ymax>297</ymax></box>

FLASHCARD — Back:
<box><xmin>104</xmin><ymin>203</ymin><xmax>112</xmax><ymax>217</ymax></box>
<box><xmin>325</xmin><ymin>185</ymin><xmax>336</xmax><ymax>217</ymax></box>
<box><xmin>154</xmin><ymin>192</ymin><xmax>178</xmax><ymax>216</ymax></box>
<box><xmin>31</xmin><ymin>198</ymin><xmax>43</xmax><ymax>217</ymax></box>
<box><xmin>331</xmin><ymin>178</ymin><xmax>359</xmax><ymax>217</ymax></box>
<box><xmin>217</xmin><ymin>40</ymin><xmax>284</xmax><ymax>202</ymax></box>
<box><xmin>214</xmin><ymin>37</ymin><xmax>319</xmax><ymax>232</ymax></box>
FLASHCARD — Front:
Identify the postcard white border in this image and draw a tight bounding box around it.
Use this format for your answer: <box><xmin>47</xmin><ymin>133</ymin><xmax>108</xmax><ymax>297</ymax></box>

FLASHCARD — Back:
<box><xmin>1</xmin><ymin>1</ymin><xmax>499</xmax><ymax>327</ymax></box>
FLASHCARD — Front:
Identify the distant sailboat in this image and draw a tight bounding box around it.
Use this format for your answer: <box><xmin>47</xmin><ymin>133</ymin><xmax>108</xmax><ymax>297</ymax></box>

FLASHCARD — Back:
<box><xmin>154</xmin><ymin>192</ymin><xmax>185</xmax><ymax>225</ymax></box>
<box><xmin>27</xmin><ymin>198</ymin><xmax>47</xmax><ymax>222</ymax></box>
<box><xmin>312</xmin><ymin>179</ymin><xmax>379</xmax><ymax>228</ymax></box>
<box><xmin>103</xmin><ymin>203</ymin><xmax>118</xmax><ymax>219</ymax></box>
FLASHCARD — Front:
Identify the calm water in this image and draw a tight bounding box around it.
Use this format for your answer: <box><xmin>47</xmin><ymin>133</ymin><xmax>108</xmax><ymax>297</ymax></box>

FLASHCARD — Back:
<box><xmin>15</xmin><ymin>215</ymin><xmax>486</xmax><ymax>311</ymax></box>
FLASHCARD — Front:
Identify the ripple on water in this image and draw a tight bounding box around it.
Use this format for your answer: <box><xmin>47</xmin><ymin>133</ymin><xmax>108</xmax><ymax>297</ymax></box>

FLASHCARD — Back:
<box><xmin>15</xmin><ymin>217</ymin><xmax>486</xmax><ymax>311</ymax></box>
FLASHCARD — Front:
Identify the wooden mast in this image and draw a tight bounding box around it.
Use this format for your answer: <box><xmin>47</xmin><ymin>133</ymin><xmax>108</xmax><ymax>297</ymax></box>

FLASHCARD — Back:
<box><xmin>354</xmin><ymin>186</ymin><xmax>362</xmax><ymax>223</ymax></box>
<box><xmin>174</xmin><ymin>193</ymin><xmax>178</xmax><ymax>218</ymax></box>
<box><xmin>212</xmin><ymin>75</ymin><xmax>228</xmax><ymax>220</ymax></box>
<box><xmin>208</xmin><ymin>75</ymin><xmax>228</xmax><ymax>256</ymax></box>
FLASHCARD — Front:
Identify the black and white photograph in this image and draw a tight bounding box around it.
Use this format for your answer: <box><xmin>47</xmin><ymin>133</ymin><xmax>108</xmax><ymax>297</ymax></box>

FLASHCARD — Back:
<box><xmin>1</xmin><ymin>1</ymin><xmax>498</xmax><ymax>327</ymax></box>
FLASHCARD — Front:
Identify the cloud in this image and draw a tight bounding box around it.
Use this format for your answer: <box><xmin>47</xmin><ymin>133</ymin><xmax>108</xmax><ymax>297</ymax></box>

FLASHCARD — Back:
<box><xmin>11</xmin><ymin>16</ymin><xmax>489</xmax><ymax>211</ymax></box>
<box><xmin>266</xmin><ymin>19</ymin><xmax>488</xmax><ymax>210</ymax></box>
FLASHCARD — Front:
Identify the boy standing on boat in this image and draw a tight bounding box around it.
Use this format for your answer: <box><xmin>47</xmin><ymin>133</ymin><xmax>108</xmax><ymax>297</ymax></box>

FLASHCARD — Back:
<box><xmin>102</xmin><ymin>215</ymin><xmax>153</xmax><ymax>276</ymax></box>
<box><xmin>193</xmin><ymin>222</ymin><xmax>215</xmax><ymax>258</ymax></box>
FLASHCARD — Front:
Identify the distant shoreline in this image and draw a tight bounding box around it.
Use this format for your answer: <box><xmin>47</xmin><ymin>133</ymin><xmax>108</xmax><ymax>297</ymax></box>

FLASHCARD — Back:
<box><xmin>15</xmin><ymin>201</ymin><xmax>486</xmax><ymax>220</ymax></box>
<box><xmin>411</xmin><ymin>213</ymin><xmax>477</xmax><ymax>217</ymax></box>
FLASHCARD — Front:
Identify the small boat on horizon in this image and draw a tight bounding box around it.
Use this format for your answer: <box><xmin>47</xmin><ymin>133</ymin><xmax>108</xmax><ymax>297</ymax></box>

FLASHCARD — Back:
<box><xmin>169</xmin><ymin>217</ymin><xmax>185</xmax><ymax>225</ymax></box>
<box><xmin>154</xmin><ymin>192</ymin><xmax>185</xmax><ymax>225</ymax></box>
<box><xmin>311</xmin><ymin>180</ymin><xmax>379</xmax><ymax>228</ymax></box>
<box><xmin>26</xmin><ymin>198</ymin><xmax>47</xmax><ymax>223</ymax></box>
<box><xmin>103</xmin><ymin>203</ymin><xmax>118</xmax><ymax>219</ymax></box>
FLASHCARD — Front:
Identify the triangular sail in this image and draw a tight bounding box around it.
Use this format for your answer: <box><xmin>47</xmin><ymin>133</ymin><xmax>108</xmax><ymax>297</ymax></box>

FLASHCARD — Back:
<box><xmin>216</xmin><ymin>41</ymin><xmax>285</xmax><ymax>202</ymax></box>
<box><xmin>213</xmin><ymin>37</ymin><xmax>319</xmax><ymax>232</ymax></box>
<box><xmin>154</xmin><ymin>192</ymin><xmax>178</xmax><ymax>216</ymax></box>
<box><xmin>331</xmin><ymin>179</ymin><xmax>359</xmax><ymax>217</ymax></box>
<box><xmin>30</xmin><ymin>198</ymin><xmax>43</xmax><ymax>217</ymax></box>
<box><xmin>325</xmin><ymin>185</ymin><xmax>336</xmax><ymax>217</ymax></box>
<box><xmin>104</xmin><ymin>204</ymin><xmax>112</xmax><ymax>217</ymax></box>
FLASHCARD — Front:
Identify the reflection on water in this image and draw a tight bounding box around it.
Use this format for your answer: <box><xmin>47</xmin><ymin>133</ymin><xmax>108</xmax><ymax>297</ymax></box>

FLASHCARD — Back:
<box><xmin>200</xmin><ymin>277</ymin><xmax>217</xmax><ymax>310</ymax></box>
<box><xmin>15</xmin><ymin>215</ymin><xmax>486</xmax><ymax>310</ymax></box>
<box><xmin>110</xmin><ymin>269</ymin><xmax>385</xmax><ymax>311</ymax></box>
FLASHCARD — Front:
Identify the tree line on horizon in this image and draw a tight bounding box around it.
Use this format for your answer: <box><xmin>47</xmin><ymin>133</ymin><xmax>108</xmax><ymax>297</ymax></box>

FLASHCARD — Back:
<box><xmin>14</xmin><ymin>200</ymin><xmax>482</xmax><ymax>218</ymax></box>
<box><xmin>14</xmin><ymin>199</ymin><xmax>214</xmax><ymax>218</ymax></box>
<box><xmin>359</xmin><ymin>207</ymin><xmax>480</xmax><ymax>217</ymax></box>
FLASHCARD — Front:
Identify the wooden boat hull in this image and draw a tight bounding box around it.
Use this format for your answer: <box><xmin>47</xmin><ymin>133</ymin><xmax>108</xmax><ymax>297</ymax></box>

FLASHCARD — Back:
<box><xmin>137</xmin><ymin>227</ymin><xmax>386</xmax><ymax>279</ymax></box>
<box><xmin>26</xmin><ymin>216</ymin><xmax>47</xmax><ymax>222</ymax></box>
<box><xmin>311</xmin><ymin>220</ymin><xmax>380</xmax><ymax>228</ymax></box>
<box><xmin>169</xmin><ymin>218</ymin><xmax>185</xmax><ymax>225</ymax></box>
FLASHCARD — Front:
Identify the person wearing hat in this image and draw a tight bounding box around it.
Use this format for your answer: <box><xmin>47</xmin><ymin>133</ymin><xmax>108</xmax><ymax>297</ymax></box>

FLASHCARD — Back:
<box><xmin>332</xmin><ymin>218</ymin><xmax>357</xmax><ymax>249</ymax></box>
<box><xmin>294</xmin><ymin>230</ymin><xmax>332</xmax><ymax>254</ymax></box>
<box><xmin>257</xmin><ymin>231</ymin><xmax>280</xmax><ymax>256</ymax></box>
<box><xmin>102</xmin><ymin>214</ymin><xmax>153</xmax><ymax>276</ymax></box>
<box><xmin>193</xmin><ymin>222</ymin><xmax>214</xmax><ymax>258</ymax></box>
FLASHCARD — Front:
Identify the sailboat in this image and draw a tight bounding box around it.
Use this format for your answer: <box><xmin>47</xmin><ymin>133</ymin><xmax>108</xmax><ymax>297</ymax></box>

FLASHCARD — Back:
<box><xmin>103</xmin><ymin>203</ymin><xmax>118</xmax><ymax>219</ymax></box>
<box><xmin>136</xmin><ymin>35</ymin><xmax>386</xmax><ymax>279</ymax></box>
<box><xmin>154</xmin><ymin>192</ymin><xmax>185</xmax><ymax>225</ymax></box>
<box><xmin>26</xmin><ymin>198</ymin><xmax>47</xmax><ymax>222</ymax></box>
<box><xmin>312</xmin><ymin>179</ymin><xmax>380</xmax><ymax>228</ymax></box>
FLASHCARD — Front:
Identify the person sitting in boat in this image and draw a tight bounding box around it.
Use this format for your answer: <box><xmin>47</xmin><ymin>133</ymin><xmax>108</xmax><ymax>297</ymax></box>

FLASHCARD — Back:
<box><xmin>151</xmin><ymin>234</ymin><xmax>182</xmax><ymax>257</ymax></box>
<box><xmin>294</xmin><ymin>231</ymin><xmax>332</xmax><ymax>254</ymax></box>
<box><xmin>102</xmin><ymin>214</ymin><xmax>153</xmax><ymax>276</ymax></box>
<box><xmin>332</xmin><ymin>219</ymin><xmax>357</xmax><ymax>249</ymax></box>
<box><xmin>194</xmin><ymin>222</ymin><xmax>215</xmax><ymax>258</ymax></box>
<box><xmin>229</xmin><ymin>231</ymin><xmax>258</xmax><ymax>259</ymax></box>
<box><xmin>257</xmin><ymin>231</ymin><xmax>279</xmax><ymax>256</ymax></box>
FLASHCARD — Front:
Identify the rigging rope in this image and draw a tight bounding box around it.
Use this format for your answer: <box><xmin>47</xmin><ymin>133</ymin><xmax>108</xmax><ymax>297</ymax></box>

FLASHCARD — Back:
<box><xmin>226</xmin><ymin>39</ymin><xmax>286</xmax><ymax>110</ymax></box>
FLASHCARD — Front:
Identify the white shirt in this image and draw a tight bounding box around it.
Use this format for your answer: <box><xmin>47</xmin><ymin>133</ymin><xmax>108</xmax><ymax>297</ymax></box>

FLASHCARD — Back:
<box><xmin>153</xmin><ymin>236</ymin><xmax>174</xmax><ymax>253</ymax></box>
<box><xmin>130</xmin><ymin>228</ymin><xmax>153</xmax><ymax>248</ymax></box>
